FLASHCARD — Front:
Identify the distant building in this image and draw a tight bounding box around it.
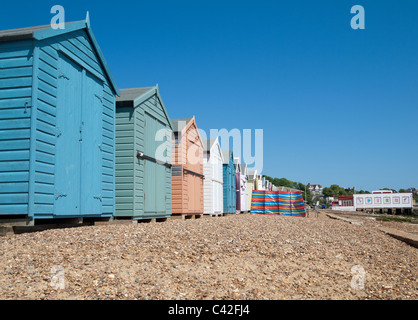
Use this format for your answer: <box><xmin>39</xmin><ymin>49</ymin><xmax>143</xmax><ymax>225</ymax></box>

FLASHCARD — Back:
<box><xmin>354</xmin><ymin>190</ymin><xmax>413</xmax><ymax>211</ymax></box>
<box><xmin>345</xmin><ymin>187</ymin><xmax>356</xmax><ymax>194</ymax></box>
<box><xmin>332</xmin><ymin>196</ymin><xmax>355</xmax><ymax>211</ymax></box>
<box><xmin>307</xmin><ymin>183</ymin><xmax>323</xmax><ymax>196</ymax></box>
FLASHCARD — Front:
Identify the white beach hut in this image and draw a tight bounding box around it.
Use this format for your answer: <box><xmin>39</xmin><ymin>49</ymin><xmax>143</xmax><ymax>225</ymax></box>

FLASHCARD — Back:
<box><xmin>203</xmin><ymin>138</ymin><xmax>224</xmax><ymax>216</ymax></box>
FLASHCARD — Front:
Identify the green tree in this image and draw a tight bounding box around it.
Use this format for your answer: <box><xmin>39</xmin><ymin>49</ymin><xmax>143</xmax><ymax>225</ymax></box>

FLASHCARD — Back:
<box><xmin>262</xmin><ymin>175</ymin><xmax>312</xmax><ymax>204</ymax></box>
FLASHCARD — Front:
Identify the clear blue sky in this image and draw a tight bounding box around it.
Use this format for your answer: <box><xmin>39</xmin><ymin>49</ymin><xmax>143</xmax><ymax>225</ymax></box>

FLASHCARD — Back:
<box><xmin>1</xmin><ymin>0</ymin><xmax>417</xmax><ymax>191</ymax></box>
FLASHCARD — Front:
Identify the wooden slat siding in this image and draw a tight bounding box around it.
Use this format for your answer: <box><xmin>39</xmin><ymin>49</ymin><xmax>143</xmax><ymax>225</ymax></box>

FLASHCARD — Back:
<box><xmin>133</xmin><ymin>103</ymin><xmax>143</xmax><ymax>217</ymax></box>
<box><xmin>55</xmin><ymin>33</ymin><xmax>103</xmax><ymax>77</ymax></box>
<box><xmin>175</xmin><ymin>137</ymin><xmax>187</xmax><ymax>166</ymax></box>
<box><xmin>0</xmin><ymin>56</ymin><xmax>33</xmax><ymax>69</ymax></box>
<box><xmin>0</xmin><ymin>77</ymin><xmax>32</xmax><ymax>88</ymax></box>
<box><xmin>186</xmin><ymin>122</ymin><xmax>203</xmax><ymax>214</ymax></box>
<box><xmin>0</xmin><ymin>67</ymin><xmax>33</xmax><ymax>81</ymax></box>
<box><xmin>171</xmin><ymin>128</ymin><xmax>183</xmax><ymax>213</ymax></box>
<box><xmin>115</xmin><ymin>107</ymin><xmax>134</xmax><ymax>217</ymax></box>
<box><xmin>0</xmin><ymin>40</ymin><xmax>33</xmax><ymax>215</ymax></box>
<box><xmin>159</xmin><ymin>101</ymin><xmax>169</xmax><ymax>215</ymax></box>
<box><xmin>102</xmin><ymin>83</ymin><xmax>115</xmax><ymax>213</ymax></box>
<box><xmin>32</xmin><ymin>41</ymin><xmax>57</xmax><ymax>217</ymax></box>
<box><xmin>171</xmin><ymin>175</ymin><xmax>184</xmax><ymax>214</ymax></box>
<box><xmin>165</xmin><ymin>125</ymin><xmax>172</xmax><ymax>215</ymax></box>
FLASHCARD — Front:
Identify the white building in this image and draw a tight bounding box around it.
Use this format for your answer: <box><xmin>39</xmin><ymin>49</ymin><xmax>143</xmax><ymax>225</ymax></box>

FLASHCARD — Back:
<box><xmin>354</xmin><ymin>190</ymin><xmax>413</xmax><ymax>210</ymax></box>
<box><xmin>307</xmin><ymin>183</ymin><xmax>323</xmax><ymax>196</ymax></box>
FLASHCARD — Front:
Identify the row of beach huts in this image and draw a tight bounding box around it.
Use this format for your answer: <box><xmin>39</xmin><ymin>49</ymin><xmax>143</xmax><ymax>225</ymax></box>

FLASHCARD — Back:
<box><xmin>0</xmin><ymin>18</ymin><xmax>286</xmax><ymax>225</ymax></box>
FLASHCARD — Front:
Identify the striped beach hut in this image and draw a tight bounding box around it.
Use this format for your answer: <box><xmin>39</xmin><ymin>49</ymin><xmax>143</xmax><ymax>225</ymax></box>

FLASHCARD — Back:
<box><xmin>222</xmin><ymin>150</ymin><xmax>236</xmax><ymax>214</ymax></box>
<box><xmin>0</xmin><ymin>18</ymin><xmax>119</xmax><ymax>224</ymax></box>
<box><xmin>202</xmin><ymin>138</ymin><xmax>224</xmax><ymax>216</ymax></box>
<box><xmin>171</xmin><ymin>117</ymin><xmax>204</xmax><ymax>217</ymax></box>
<box><xmin>115</xmin><ymin>86</ymin><xmax>172</xmax><ymax>220</ymax></box>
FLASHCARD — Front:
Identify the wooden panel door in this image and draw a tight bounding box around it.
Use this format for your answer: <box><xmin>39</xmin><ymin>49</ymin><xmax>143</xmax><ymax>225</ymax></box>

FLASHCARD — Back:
<box><xmin>144</xmin><ymin>112</ymin><xmax>156</xmax><ymax>216</ymax></box>
<box><xmin>155</xmin><ymin>119</ymin><xmax>166</xmax><ymax>215</ymax></box>
<box><xmin>55</xmin><ymin>54</ymin><xmax>82</xmax><ymax>216</ymax></box>
<box><xmin>144</xmin><ymin>112</ymin><xmax>167</xmax><ymax>216</ymax></box>
<box><xmin>80</xmin><ymin>71</ymin><xmax>103</xmax><ymax>216</ymax></box>
<box><xmin>186</xmin><ymin>172</ymin><xmax>194</xmax><ymax>213</ymax></box>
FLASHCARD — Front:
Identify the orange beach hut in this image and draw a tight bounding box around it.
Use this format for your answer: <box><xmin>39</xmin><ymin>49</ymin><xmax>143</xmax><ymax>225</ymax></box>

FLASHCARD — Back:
<box><xmin>171</xmin><ymin>117</ymin><xmax>204</xmax><ymax>216</ymax></box>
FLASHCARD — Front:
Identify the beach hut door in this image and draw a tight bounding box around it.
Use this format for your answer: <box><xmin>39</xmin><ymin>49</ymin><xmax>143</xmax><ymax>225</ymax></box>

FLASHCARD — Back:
<box><xmin>55</xmin><ymin>55</ymin><xmax>103</xmax><ymax>216</ymax></box>
<box><xmin>55</xmin><ymin>55</ymin><xmax>82</xmax><ymax>216</ymax></box>
<box><xmin>144</xmin><ymin>112</ymin><xmax>166</xmax><ymax>215</ymax></box>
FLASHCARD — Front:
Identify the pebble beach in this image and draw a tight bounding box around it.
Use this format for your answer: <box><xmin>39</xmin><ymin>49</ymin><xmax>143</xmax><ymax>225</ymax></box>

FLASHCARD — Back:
<box><xmin>0</xmin><ymin>211</ymin><xmax>416</xmax><ymax>300</ymax></box>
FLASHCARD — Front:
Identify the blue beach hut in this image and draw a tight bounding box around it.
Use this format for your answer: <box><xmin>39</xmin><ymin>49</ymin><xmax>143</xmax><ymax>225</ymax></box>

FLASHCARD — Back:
<box><xmin>0</xmin><ymin>17</ymin><xmax>119</xmax><ymax>225</ymax></box>
<box><xmin>221</xmin><ymin>150</ymin><xmax>236</xmax><ymax>214</ymax></box>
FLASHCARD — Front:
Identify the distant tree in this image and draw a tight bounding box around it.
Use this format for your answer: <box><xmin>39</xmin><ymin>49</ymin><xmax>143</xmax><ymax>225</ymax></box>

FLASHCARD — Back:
<box><xmin>261</xmin><ymin>175</ymin><xmax>312</xmax><ymax>204</ymax></box>
<box><xmin>398</xmin><ymin>189</ymin><xmax>407</xmax><ymax>193</ymax></box>
<box><xmin>322</xmin><ymin>187</ymin><xmax>332</xmax><ymax>198</ymax></box>
<box><xmin>322</xmin><ymin>184</ymin><xmax>353</xmax><ymax>197</ymax></box>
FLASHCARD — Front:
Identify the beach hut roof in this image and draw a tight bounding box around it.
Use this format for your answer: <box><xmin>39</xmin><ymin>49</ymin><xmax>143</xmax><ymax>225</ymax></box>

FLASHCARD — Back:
<box><xmin>0</xmin><ymin>18</ymin><xmax>119</xmax><ymax>95</ymax></box>
<box><xmin>233</xmin><ymin>157</ymin><xmax>241</xmax><ymax>171</ymax></box>
<box><xmin>116</xmin><ymin>86</ymin><xmax>173</xmax><ymax>129</ymax></box>
<box><xmin>247</xmin><ymin>170</ymin><xmax>257</xmax><ymax>180</ymax></box>
<box><xmin>203</xmin><ymin>138</ymin><xmax>224</xmax><ymax>163</ymax></box>
<box><xmin>171</xmin><ymin>118</ymin><xmax>193</xmax><ymax>133</ymax></box>
<box><xmin>202</xmin><ymin>138</ymin><xmax>217</xmax><ymax>152</ymax></box>
<box><xmin>222</xmin><ymin>150</ymin><xmax>233</xmax><ymax>164</ymax></box>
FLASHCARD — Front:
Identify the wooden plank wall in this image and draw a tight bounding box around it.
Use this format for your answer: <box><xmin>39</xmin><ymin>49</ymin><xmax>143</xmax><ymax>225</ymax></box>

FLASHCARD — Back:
<box><xmin>0</xmin><ymin>40</ymin><xmax>33</xmax><ymax>216</ymax></box>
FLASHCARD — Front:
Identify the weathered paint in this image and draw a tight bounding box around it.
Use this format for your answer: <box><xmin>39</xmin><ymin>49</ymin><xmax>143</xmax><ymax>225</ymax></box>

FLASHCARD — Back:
<box><xmin>203</xmin><ymin>138</ymin><xmax>224</xmax><ymax>216</ymax></box>
<box><xmin>171</xmin><ymin>117</ymin><xmax>204</xmax><ymax>215</ymax></box>
<box><xmin>222</xmin><ymin>150</ymin><xmax>236</xmax><ymax>214</ymax></box>
<box><xmin>115</xmin><ymin>87</ymin><xmax>172</xmax><ymax>219</ymax></box>
<box><xmin>0</xmin><ymin>20</ymin><xmax>118</xmax><ymax>221</ymax></box>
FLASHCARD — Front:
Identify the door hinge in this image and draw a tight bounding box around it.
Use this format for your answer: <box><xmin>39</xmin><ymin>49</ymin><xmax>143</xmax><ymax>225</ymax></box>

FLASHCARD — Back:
<box><xmin>95</xmin><ymin>94</ymin><xmax>103</xmax><ymax>103</ymax></box>
<box><xmin>55</xmin><ymin>190</ymin><xmax>67</xmax><ymax>200</ymax></box>
<box><xmin>58</xmin><ymin>73</ymin><xmax>70</xmax><ymax>80</ymax></box>
<box><xmin>79</xmin><ymin>122</ymin><xmax>84</xmax><ymax>142</ymax></box>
